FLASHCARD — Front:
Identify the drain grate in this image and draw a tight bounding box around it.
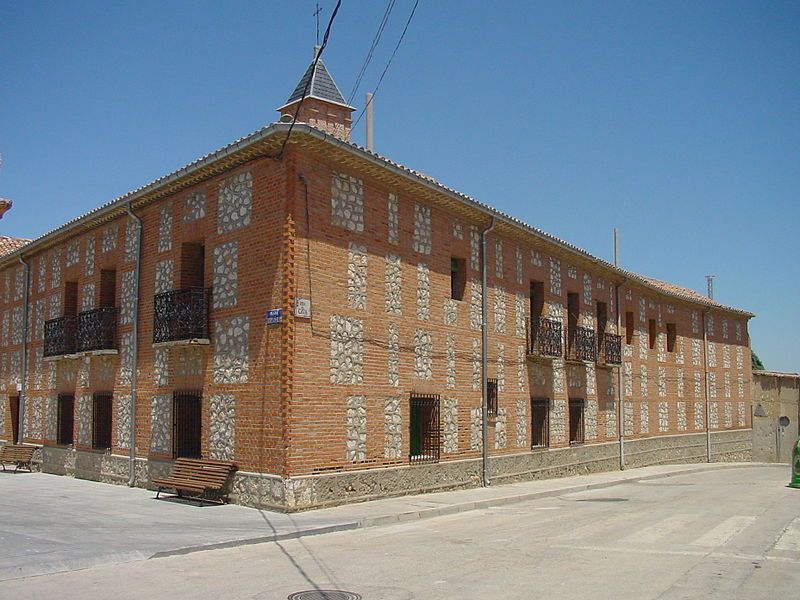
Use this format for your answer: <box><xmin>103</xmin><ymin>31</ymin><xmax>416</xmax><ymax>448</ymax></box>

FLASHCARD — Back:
<box><xmin>288</xmin><ymin>591</ymin><xmax>362</xmax><ymax>600</ymax></box>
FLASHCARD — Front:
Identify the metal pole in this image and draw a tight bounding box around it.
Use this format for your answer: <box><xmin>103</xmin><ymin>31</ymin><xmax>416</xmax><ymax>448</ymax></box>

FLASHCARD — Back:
<box><xmin>480</xmin><ymin>217</ymin><xmax>496</xmax><ymax>487</ymax></box>
<box><xmin>365</xmin><ymin>93</ymin><xmax>374</xmax><ymax>151</ymax></box>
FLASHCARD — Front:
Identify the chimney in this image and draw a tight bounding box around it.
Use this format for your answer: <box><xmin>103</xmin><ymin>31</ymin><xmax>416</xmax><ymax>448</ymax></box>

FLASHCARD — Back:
<box><xmin>365</xmin><ymin>93</ymin><xmax>374</xmax><ymax>151</ymax></box>
<box><xmin>277</xmin><ymin>47</ymin><xmax>355</xmax><ymax>141</ymax></box>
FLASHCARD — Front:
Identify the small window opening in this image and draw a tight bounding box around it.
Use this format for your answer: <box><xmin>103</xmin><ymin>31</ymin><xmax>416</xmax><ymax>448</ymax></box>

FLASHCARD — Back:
<box><xmin>530</xmin><ymin>281</ymin><xmax>545</xmax><ymax>319</ymax></box>
<box><xmin>625</xmin><ymin>311</ymin><xmax>635</xmax><ymax>345</ymax></box>
<box><xmin>487</xmin><ymin>379</ymin><xmax>499</xmax><ymax>417</ymax></box>
<box><xmin>99</xmin><ymin>269</ymin><xmax>117</xmax><ymax>308</ymax></box>
<box><xmin>63</xmin><ymin>282</ymin><xmax>78</xmax><ymax>317</ymax></box>
<box><xmin>648</xmin><ymin>319</ymin><xmax>657</xmax><ymax>349</ymax></box>
<box><xmin>181</xmin><ymin>243</ymin><xmax>206</xmax><ymax>289</ymax></box>
<box><xmin>450</xmin><ymin>257</ymin><xmax>466</xmax><ymax>301</ymax></box>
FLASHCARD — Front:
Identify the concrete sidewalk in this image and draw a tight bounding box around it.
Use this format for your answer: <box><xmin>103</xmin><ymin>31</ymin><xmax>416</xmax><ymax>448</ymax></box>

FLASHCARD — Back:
<box><xmin>0</xmin><ymin>462</ymin><xmax>775</xmax><ymax>581</ymax></box>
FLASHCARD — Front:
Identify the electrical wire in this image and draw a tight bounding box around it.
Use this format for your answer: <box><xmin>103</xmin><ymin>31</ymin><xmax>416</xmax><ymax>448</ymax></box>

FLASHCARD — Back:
<box><xmin>347</xmin><ymin>0</ymin><xmax>397</xmax><ymax>105</ymax></box>
<box><xmin>352</xmin><ymin>0</ymin><xmax>420</xmax><ymax>130</ymax></box>
<box><xmin>277</xmin><ymin>0</ymin><xmax>342</xmax><ymax>159</ymax></box>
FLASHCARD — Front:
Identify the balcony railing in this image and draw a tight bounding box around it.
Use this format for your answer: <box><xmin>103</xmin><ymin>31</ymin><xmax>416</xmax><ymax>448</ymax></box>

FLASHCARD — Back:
<box><xmin>44</xmin><ymin>316</ymin><xmax>77</xmax><ymax>357</ymax></box>
<box><xmin>598</xmin><ymin>332</ymin><xmax>622</xmax><ymax>366</ymax></box>
<box><xmin>153</xmin><ymin>287</ymin><xmax>210</xmax><ymax>344</ymax></box>
<box><xmin>527</xmin><ymin>317</ymin><xmax>563</xmax><ymax>358</ymax></box>
<box><xmin>567</xmin><ymin>326</ymin><xmax>597</xmax><ymax>362</ymax></box>
<box><xmin>77</xmin><ymin>307</ymin><xmax>118</xmax><ymax>352</ymax></box>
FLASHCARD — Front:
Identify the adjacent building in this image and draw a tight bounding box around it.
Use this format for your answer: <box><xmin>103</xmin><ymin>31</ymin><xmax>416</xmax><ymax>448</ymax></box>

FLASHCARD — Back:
<box><xmin>0</xmin><ymin>52</ymin><xmax>754</xmax><ymax>510</ymax></box>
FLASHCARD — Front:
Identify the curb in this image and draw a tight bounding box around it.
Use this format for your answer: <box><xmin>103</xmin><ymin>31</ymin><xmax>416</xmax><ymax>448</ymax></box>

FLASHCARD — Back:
<box><xmin>151</xmin><ymin>462</ymin><xmax>773</xmax><ymax>559</ymax></box>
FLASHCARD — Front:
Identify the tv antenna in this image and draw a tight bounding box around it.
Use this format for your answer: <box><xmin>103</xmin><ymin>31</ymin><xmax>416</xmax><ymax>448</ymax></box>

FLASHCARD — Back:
<box><xmin>705</xmin><ymin>275</ymin><xmax>715</xmax><ymax>299</ymax></box>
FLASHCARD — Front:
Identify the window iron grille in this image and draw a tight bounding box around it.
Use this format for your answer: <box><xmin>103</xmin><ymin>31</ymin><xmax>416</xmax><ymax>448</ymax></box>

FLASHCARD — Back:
<box><xmin>44</xmin><ymin>316</ymin><xmax>77</xmax><ymax>357</ymax></box>
<box><xmin>487</xmin><ymin>379</ymin><xmax>499</xmax><ymax>417</ymax></box>
<box><xmin>77</xmin><ymin>307</ymin><xmax>118</xmax><ymax>353</ymax></box>
<box><xmin>409</xmin><ymin>394</ymin><xmax>440</xmax><ymax>465</ymax></box>
<box><xmin>569</xmin><ymin>398</ymin><xmax>585</xmax><ymax>445</ymax></box>
<box><xmin>173</xmin><ymin>390</ymin><xmax>202</xmax><ymax>459</ymax></box>
<box><xmin>10</xmin><ymin>395</ymin><xmax>20</xmax><ymax>444</ymax></box>
<box><xmin>153</xmin><ymin>288</ymin><xmax>210</xmax><ymax>344</ymax></box>
<box><xmin>92</xmin><ymin>392</ymin><xmax>113</xmax><ymax>450</ymax></box>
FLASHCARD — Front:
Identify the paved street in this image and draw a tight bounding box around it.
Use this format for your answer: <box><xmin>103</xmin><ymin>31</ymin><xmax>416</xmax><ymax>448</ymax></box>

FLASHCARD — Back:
<box><xmin>2</xmin><ymin>464</ymin><xmax>797</xmax><ymax>599</ymax></box>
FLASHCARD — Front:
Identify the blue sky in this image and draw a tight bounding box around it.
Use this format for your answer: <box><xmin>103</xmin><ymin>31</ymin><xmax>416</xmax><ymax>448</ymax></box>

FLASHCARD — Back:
<box><xmin>1</xmin><ymin>1</ymin><xmax>798</xmax><ymax>372</ymax></box>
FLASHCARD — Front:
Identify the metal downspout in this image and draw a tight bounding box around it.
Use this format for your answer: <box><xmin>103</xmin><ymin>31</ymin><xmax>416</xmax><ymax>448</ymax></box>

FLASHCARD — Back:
<box><xmin>125</xmin><ymin>203</ymin><xmax>142</xmax><ymax>486</ymax></box>
<box><xmin>18</xmin><ymin>256</ymin><xmax>30</xmax><ymax>444</ymax></box>
<box><xmin>480</xmin><ymin>217</ymin><xmax>496</xmax><ymax>487</ymax></box>
<box><xmin>702</xmin><ymin>310</ymin><xmax>712</xmax><ymax>462</ymax></box>
<box><xmin>615</xmin><ymin>278</ymin><xmax>626</xmax><ymax>469</ymax></box>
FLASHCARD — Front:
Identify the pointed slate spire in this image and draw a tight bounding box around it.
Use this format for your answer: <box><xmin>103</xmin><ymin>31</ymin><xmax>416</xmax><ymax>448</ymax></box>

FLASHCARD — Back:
<box><xmin>277</xmin><ymin>47</ymin><xmax>355</xmax><ymax>141</ymax></box>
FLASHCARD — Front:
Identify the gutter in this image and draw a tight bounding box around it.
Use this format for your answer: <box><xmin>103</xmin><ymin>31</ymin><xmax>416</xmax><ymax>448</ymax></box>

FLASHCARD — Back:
<box><xmin>615</xmin><ymin>277</ymin><xmax>627</xmax><ymax>469</ymax></box>
<box><xmin>125</xmin><ymin>203</ymin><xmax>143</xmax><ymax>486</ymax></box>
<box><xmin>702</xmin><ymin>310</ymin><xmax>712</xmax><ymax>462</ymax></box>
<box><xmin>480</xmin><ymin>217</ymin><xmax>496</xmax><ymax>487</ymax></box>
<box><xmin>17</xmin><ymin>256</ymin><xmax>30</xmax><ymax>444</ymax></box>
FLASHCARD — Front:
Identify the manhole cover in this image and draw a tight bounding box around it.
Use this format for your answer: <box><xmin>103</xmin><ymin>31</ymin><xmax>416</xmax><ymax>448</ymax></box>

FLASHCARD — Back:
<box><xmin>288</xmin><ymin>592</ymin><xmax>362</xmax><ymax>600</ymax></box>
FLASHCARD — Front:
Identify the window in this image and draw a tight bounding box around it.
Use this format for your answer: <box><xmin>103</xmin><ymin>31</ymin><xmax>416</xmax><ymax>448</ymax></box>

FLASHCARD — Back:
<box><xmin>9</xmin><ymin>395</ymin><xmax>20</xmax><ymax>444</ymax></box>
<box><xmin>625</xmin><ymin>311</ymin><xmax>635</xmax><ymax>345</ymax></box>
<box><xmin>409</xmin><ymin>394</ymin><xmax>440</xmax><ymax>464</ymax></box>
<box><xmin>530</xmin><ymin>280</ymin><xmax>545</xmax><ymax>319</ymax></box>
<box><xmin>597</xmin><ymin>302</ymin><xmax>608</xmax><ymax>338</ymax></box>
<box><xmin>64</xmin><ymin>281</ymin><xmax>78</xmax><ymax>317</ymax></box>
<box><xmin>92</xmin><ymin>393</ymin><xmax>113</xmax><ymax>450</ymax></box>
<box><xmin>667</xmin><ymin>323</ymin><xmax>677</xmax><ymax>353</ymax></box>
<box><xmin>173</xmin><ymin>391</ymin><xmax>202</xmax><ymax>459</ymax></box>
<box><xmin>531</xmin><ymin>398</ymin><xmax>549</xmax><ymax>448</ymax></box>
<box><xmin>181</xmin><ymin>243</ymin><xmax>206</xmax><ymax>289</ymax></box>
<box><xmin>569</xmin><ymin>398</ymin><xmax>584</xmax><ymax>445</ymax></box>
<box><xmin>487</xmin><ymin>379</ymin><xmax>499</xmax><ymax>417</ymax></box>
<box><xmin>648</xmin><ymin>319</ymin><xmax>657</xmax><ymax>349</ymax></box>
<box><xmin>567</xmin><ymin>292</ymin><xmax>580</xmax><ymax>353</ymax></box>
<box><xmin>99</xmin><ymin>269</ymin><xmax>116</xmax><ymax>308</ymax></box>
<box><xmin>57</xmin><ymin>394</ymin><xmax>75</xmax><ymax>446</ymax></box>
<box><xmin>450</xmin><ymin>257</ymin><xmax>466</xmax><ymax>301</ymax></box>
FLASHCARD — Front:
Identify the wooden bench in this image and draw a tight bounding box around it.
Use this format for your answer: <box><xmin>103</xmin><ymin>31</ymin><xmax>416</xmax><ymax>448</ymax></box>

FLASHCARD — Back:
<box><xmin>0</xmin><ymin>445</ymin><xmax>38</xmax><ymax>473</ymax></box>
<box><xmin>152</xmin><ymin>458</ymin><xmax>237</xmax><ymax>504</ymax></box>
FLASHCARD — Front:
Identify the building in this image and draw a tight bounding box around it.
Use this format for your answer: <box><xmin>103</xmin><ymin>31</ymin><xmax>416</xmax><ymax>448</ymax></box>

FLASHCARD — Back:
<box><xmin>751</xmin><ymin>371</ymin><xmax>800</xmax><ymax>463</ymax></box>
<box><xmin>0</xmin><ymin>51</ymin><xmax>754</xmax><ymax>510</ymax></box>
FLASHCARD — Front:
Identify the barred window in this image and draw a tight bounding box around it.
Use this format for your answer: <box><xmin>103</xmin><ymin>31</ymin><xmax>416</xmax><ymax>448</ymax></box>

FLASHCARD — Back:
<box><xmin>409</xmin><ymin>394</ymin><xmax>440</xmax><ymax>464</ymax></box>
<box><xmin>569</xmin><ymin>398</ymin><xmax>585</xmax><ymax>445</ymax></box>
<box><xmin>173</xmin><ymin>391</ymin><xmax>202</xmax><ymax>459</ymax></box>
<box><xmin>531</xmin><ymin>398</ymin><xmax>550</xmax><ymax>448</ymax></box>
<box><xmin>487</xmin><ymin>379</ymin><xmax>499</xmax><ymax>417</ymax></box>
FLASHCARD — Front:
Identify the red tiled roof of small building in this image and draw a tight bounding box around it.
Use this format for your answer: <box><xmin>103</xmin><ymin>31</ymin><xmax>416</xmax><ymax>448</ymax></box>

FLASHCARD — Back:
<box><xmin>0</xmin><ymin>235</ymin><xmax>30</xmax><ymax>256</ymax></box>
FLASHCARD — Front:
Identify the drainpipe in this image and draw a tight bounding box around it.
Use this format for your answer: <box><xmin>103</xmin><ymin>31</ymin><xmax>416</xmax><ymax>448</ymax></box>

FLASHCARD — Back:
<box><xmin>18</xmin><ymin>256</ymin><xmax>30</xmax><ymax>444</ymax></box>
<box><xmin>125</xmin><ymin>203</ymin><xmax>142</xmax><ymax>486</ymax></box>
<box><xmin>480</xmin><ymin>217</ymin><xmax>496</xmax><ymax>487</ymax></box>
<box><xmin>702</xmin><ymin>310</ymin><xmax>712</xmax><ymax>462</ymax></box>
<box><xmin>614</xmin><ymin>278</ymin><xmax>626</xmax><ymax>469</ymax></box>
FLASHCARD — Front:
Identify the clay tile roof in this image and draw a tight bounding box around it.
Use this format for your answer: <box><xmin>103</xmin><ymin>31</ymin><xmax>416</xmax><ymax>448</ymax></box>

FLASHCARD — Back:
<box><xmin>634</xmin><ymin>275</ymin><xmax>729</xmax><ymax>309</ymax></box>
<box><xmin>0</xmin><ymin>236</ymin><xmax>30</xmax><ymax>257</ymax></box>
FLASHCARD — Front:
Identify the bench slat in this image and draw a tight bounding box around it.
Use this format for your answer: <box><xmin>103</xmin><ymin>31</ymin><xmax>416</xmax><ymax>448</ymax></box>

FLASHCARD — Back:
<box><xmin>153</xmin><ymin>458</ymin><xmax>237</xmax><ymax>504</ymax></box>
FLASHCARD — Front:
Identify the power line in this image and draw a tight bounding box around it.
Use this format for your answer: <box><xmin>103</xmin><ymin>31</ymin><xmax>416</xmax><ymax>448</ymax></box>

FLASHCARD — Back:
<box><xmin>277</xmin><ymin>0</ymin><xmax>342</xmax><ymax>159</ymax></box>
<box><xmin>352</xmin><ymin>0</ymin><xmax>420</xmax><ymax>130</ymax></box>
<box><xmin>347</xmin><ymin>0</ymin><xmax>397</xmax><ymax>105</ymax></box>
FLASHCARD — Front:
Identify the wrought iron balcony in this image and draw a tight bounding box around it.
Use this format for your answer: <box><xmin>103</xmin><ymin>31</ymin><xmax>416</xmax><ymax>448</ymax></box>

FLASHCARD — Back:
<box><xmin>44</xmin><ymin>316</ymin><xmax>77</xmax><ymax>357</ymax></box>
<box><xmin>598</xmin><ymin>332</ymin><xmax>622</xmax><ymax>366</ymax></box>
<box><xmin>527</xmin><ymin>317</ymin><xmax>563</xmax><ymax>358</ymax></box>
<box><xmin>153</xmin><ymin>287</ymin><xmax>210</xmax><ymax>344</ymax></box>
<box><xmin>77</xmin><ymin>307</ymin><xmax>118</xmax><ymax>353</ymax></box>
<box><xmin>567</xmin><ymin>326</ymin><xmax>597</xmax><ymax>362</ymax></box>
